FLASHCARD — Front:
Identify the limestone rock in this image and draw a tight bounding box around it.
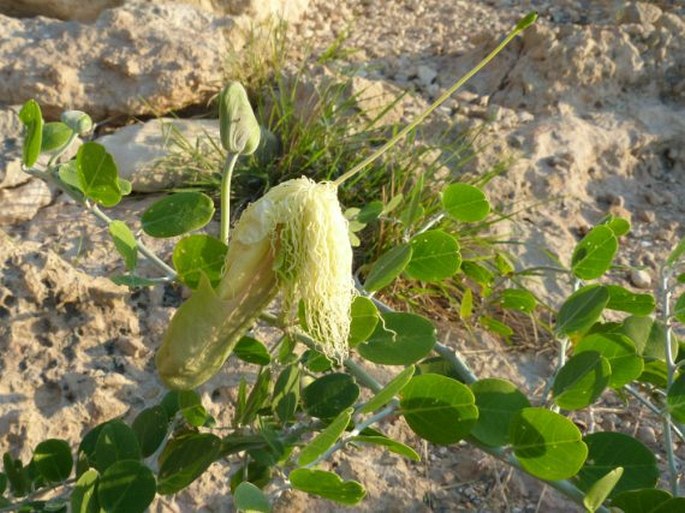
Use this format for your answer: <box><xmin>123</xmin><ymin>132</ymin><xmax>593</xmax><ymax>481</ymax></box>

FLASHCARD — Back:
<box><xmin>0</xmin><ymin>0</ymin><xmax>309</xmax><ymax>23</ymax></box>
<box><xmin>97</xmin><ymin>118</ymin><xmax>222</xmax><ymax>191</ymax></box>
<box><xmin>0</xmin><ymin>1</ymin><xmax>239</xmax><ymax>119</ymax></box>
<box><xmin>0</xmin><ymin>178</ymin><xmax>52</xmax><ymax>225</ymax></box>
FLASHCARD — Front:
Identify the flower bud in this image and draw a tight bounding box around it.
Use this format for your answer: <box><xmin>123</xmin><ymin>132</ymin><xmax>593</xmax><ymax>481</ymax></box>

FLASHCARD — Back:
<box><xmin>219</xmin><ymin>82</ymin><xmax>260</xmax><ymax>155</ymax></box>
<box><xmin>60</xmin><ymin>110</ymin><xmax>93</xmax><ymax>136</ymax></box>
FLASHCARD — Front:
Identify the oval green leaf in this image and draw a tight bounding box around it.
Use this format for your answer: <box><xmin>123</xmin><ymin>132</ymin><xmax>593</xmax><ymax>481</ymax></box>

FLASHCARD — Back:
<box><xmin>94</xmin><ymin>420</ymin><xmax>141</xmax><ymax>473</ymax></box>
<box><xmin>289</xmin><ymin>469</ymin><xmax>366</xmax><ymax>505</ymax></box>
<box><xmin>571</xmin><ymin>225</ymin><xmax>618</xmax><ymax>280</ymax></box>
<box><xmin>601</xmin><ymin>215</ymin><xmax>631</xmax><ymax>237</ymax></box>
<box><xmin>405</xmin><ymin>230</ymin><xmax>461</xmax><ymax>282</ymax></box>
<box><xmin>470</xmin><ymin>378</ymin><xmax>531</xmax><ymax>447</ymax></box>
<box><xmin>41</xmin><ymin>122</ymin><xmax>73</xmax><ymax>153</ymax></box>
<box><xmin>178</xmin><ymin>390</ymin><xmax>211</xmax><ymax>428</ymax></box>
<box><xmin>575</xmin><ymin>333</ymin><xmax>643</xmax><ymax>388</ymax></box>
<box><xmin>667</xmin><ymin>372</ymin><xmax>685</xmax><ymax>423</ymax></box>
<box><xmin>605</xmin><ymin>285</ymin><xmax>655</xmax><ymax>316</ymax></box>
<box><xmin>556</xmin><ymin>285</ymin><xmax>609</xmax><ymax>336</ymax></box>
<box><xmin>400</xmin><ymin>374</ymin><xmax>478</xmax><ymax>445</ymax></box>
<box><xmin>577</xmin><ymin>432</ymin><xmax>658</xmax><ymax>497</ymax></box>
<box><xmin>142</xmin><ymin>192</ymin><xmax>215</xmax><ymax>238</ymax></box>
<box><xmin>173</xmin><ymin>234</ymin><xmax>228</xmax><ymax>289</ymax></box>
<box><xmin>97</xmin><ymin>460</ymin><xmax>156</xmax><ymax>513</ymax></box>
<box><xmin>357</xmin><ymin>312</ymin><xmax>436</xmax><ymax>365</ymax></box>
<box><xmin>360</xmin><ymin>365</ymin><xmax>415</xmax><ymax>415</ymax></box>
<box><xmin>234</xmin><ymin>481</ymin><xmax>271</xmax><ymax>513</ymax></box>
<box><xmin>651</xmin><ymin>498</ymin><xmax>685</xmax><ymax>513</ymax></box>
<box><xmin>442</xmin><ymin>183</ymin><xmax>490</xmax><ymax>222</ymax></box>
<box><xmin>499</xmin><ymin>288</ymin><xmax>537</xmax><ymax>314</ymax></box>
<box><xmin>298</xmin><ymin>408</ymin><xmax>353</xmax><ymax>466</ymax></box>
<box><xmin>234</xmin><ymin>336</ymin><xmax>271</xmax><ymax>366</ymax></box>
<box><xmin>348</xmin><ymin>296</ymin><xmax>379</xmax><ymax>347</ymax></box>
<box><xmin>71</xmin><ymin>468</ymin><xmax>99</xmax><ymax>513</ymax></box>
<box><xmin>350</xmin><ymin>434</ymin><xmax>420</xmax><ymax>461</ymax></box>
<box><xmin>77</xmin><ymin>142</ymin><xmax>122</xmax><ymax>207</ymax></box>
<box><xmin>19</xmin><ymin>99</ymin><xmax>43</xmax><ymax>167</ymax></box>
<box><xmin>675</xmin><ymin>294</ymin><xmax>685</xmax><ymax>324</ymax></box>
<box><xmin>132</xmin><ymin>406</ymin><xmax>169</xmax><ymax>458</ymax></box>
<box><xmin>510</xmin><ymin>407</ymin><xmax>587</xmax><ymax>481</ymax></box>
<box><xmin>302</xmin><ymin>373</ymin><xmax>359</xmax><ymax>419</ymax></box>
<box><xmin>109</xmin><ymin>220</ymin><xmax>138</xmax><ymax>271</ymax></box>
<box><xmin>583</xmin><ymin>467</ymin><xmax>623</xmax><ymax>513</ymax></box>
<box><xmin>552</xmin><ymin>352</ymin><xmax>611</xmax><ymax>410</ymax></box>
<box><xmin>364</xmin><ymin>243</ymin><xmax>412</xmax><ymax>292</ymax></box>
<box><xmin>611</xmin><ymin>489</ymin><xmax>672</xmax><ymax>513</ymax></box>
<box><xmin>157</xmin><ymin>433</ymin><xmax>221</xmax><ymax>495</ymax></box>
<box><xmin>273</xmin><ymin>364</ymin><xmax>301</xmax><ymax>424</ymax></box>
<box><xmin>32</xmin><ymin>439</ymin><xmax>72</xmax><ymax>483</ymax></box>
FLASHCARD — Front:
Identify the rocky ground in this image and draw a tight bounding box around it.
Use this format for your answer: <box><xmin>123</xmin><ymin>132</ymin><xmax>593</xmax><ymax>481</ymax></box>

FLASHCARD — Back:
<box><xmin>1</xmin><ymin>0</ymin><xmax>684</xmax><ymax>512</ymax></box>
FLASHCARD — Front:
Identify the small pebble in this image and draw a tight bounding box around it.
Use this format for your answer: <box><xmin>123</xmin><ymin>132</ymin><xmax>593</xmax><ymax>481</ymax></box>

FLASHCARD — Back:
<box><xmin>630</xmin><ymin>269</ymin><xmax>652</xmax><ymax>289</ymax></box>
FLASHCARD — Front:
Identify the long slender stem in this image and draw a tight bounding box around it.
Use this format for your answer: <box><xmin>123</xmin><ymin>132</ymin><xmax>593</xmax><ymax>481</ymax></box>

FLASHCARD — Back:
<box><xmin>624</xmin><ymin>384</ymin><xmax>685</xmax><ymax>442</ymax></box>
<box><xmin>660</xmin><ymin>267</ymin><xmax>680</xmax><ymax>496</ymax></box>
<box><xmin>220</xmin><ymin>152</ymin><xmax>240</xmax><ymax>245</ymax></box>
<box><xmin>333</xmin><ymin>12</ymin><xmax>537</xmax><ymax>187</ymax></box>
<box><xmin>24</xmin><ymin>166</ymin><xmax>177</xmax><ymax>280</ymax></box>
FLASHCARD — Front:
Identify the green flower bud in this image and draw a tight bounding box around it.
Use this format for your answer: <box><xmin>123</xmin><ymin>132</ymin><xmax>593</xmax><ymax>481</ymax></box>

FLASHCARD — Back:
<box><xmin>219</xmin><ymin>82</ymin><xmax>261</xmax><ymax>155</ymax></box>
<box><xmin>60</xmin><ymin>110</ymin><xmax>93</xmax><ymax>136</ymax></box>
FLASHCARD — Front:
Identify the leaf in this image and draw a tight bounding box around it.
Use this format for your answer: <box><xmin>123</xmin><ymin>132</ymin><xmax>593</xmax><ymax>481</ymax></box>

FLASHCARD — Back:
<box><xmin>273</xmin><ymin>365</ymin><xmax>300</xmax><ymax>424</ymax></box>
<box><xmin>638</xmin><ymin>360</ymin><xmax>668</xmax><ymax>388</ymax></box>
<box><xmin>405</xmin><ymin>230</ymin><xmax>461</xmax><ymax>282</ymax></box>
<box><xmin>298</xmin><ymin>408</ymin><xmax>353</xmax><ymax>466</ymax></box>
<box><xmin>301</xmin><ymin>350</ymin><xmax>333</xmax><ymax>372</ymax></box>
<box><xmin>289</xmin><ymin>469</ymin><xmax>366</xmax><ymax>505</ymax></box>
<box><xmin>510</xmin><ymin>407</ymin><xmax>587</xmax><ymax>481</ymax></box>
<box><xmin>157</xmin><ymin>433</ymin><xmax>221</xmax><ymax>495</ymax></box>
<box><xmin>556</xmin><ymin>285</ymin><xmax>609</xmax><ymax>336</ymax></box>
<box><xmin>94</xmin><ymin>420</ymin><xmax>141</xmax><ymax>473</ymax></box>
<box><xmin>360</xmin><ymin>365</ymin><xmax>415</xmax><ymax>414</ymax></box>
<box><xmin>552</xmin><ymin>352</ymin><xmax>611</xmax><ymax>410</ymax></box>
<box><xmin>132</xmin><ymin>406</ymin><xmax>169</xmax><ymax>458</ymax></box>
<box><xmin>611</xmin><ymin>489</ymin><xmax>672</xmax><ymax>513</ymax></box>
<box><xmin>230</xmin><ymin>462</ymin><xmax>272</xmax><ymax>492</ymax></box>
<box><xmin>109</xmin><ymin>221</ymin><xmax>138</xmax><ymax>271</ymax></box>
<box><xmin>71</xmin><ymin>469</ymin><xmax>100</xmax><ymax>513</ymax></box>
<box><xmin>348</xmin><ymin>296</ymin><xmax>379</xmax><ymax>347</ymax></box>
<box><xmin>172</xmin><ymin>234</ymin><xmax>228</xmax><ymax>289</ymax></box>
<box><xmin>576</xmin><ymin>432</ymin><xmax>658</xmax><ymax>497</ymax></box>
<box><xmin>19</xmin><ymin>99</ymin><xmax>43</xmax><ymax>167</ymax></box>
<box><xmin>460</xmin><ymin>287</ymin><xmax>473</xmax><ymax>320</ymax></box>
<box><xmin>499</xmin><ymin>288</ymin><xmax>537</xmax><ymax>314</ymax></box>
<box><xmin>178</xmin><ymin>390</ymin><xmax>212</xmax><ymax>428</ymax></box>
<box><xmin>76</xmin><ymin>142</ymin><xmax>122</xmax><ymax>207</ymax></box>
<box><xmin>461</xmin><ymin>260</ymin><xmax>495</xmax><ymax>287</ymax></box>
<box><xmin>470</xmin><ymin>378</ymin><xmax>531</xmax><ymax>447</ymax></box>
<box><xmin>666</xmin><ymin>237</ymin><xmax>685</xmax><ymax>267</ymax></box>
<box><xmin>357</xmin><ymin>312</ymin><xmax>436</xmax><ymax>365</ymax></box>
<box><xmin>141</xmin><ymin>192</ymin><xmax>215</xmax><ymax>238</ymax></box>
<box><xmin>605</xmin><ymin>285</ymin><xmax>655</xmax><ymax>316</ymax></box>
<box><xmin>575</xmin><ymin>333</ymin><xmax>643</xmax><ymax>389</ymax></box>
<box><xmin>357</xmin><ymin>200</ymin><xmax>383</xmax><ymax>223</ymax></box>
<box><xmin>32</xmin><ymin>439</ymin><xmax>72</xmax><ymax>483</ymax></box>
<box><xmin>601</xmin><ymin>215</ymin><xmax>631</xmax><ymax>237</ymax></box>
<box><xmin>3</xmin><ymin>453</ymin><xmax>27</xmax><ymax>497</ymax></box>
<box><xmin>442</xmin><ymin>183</ymin><xmax>490</xmax><ymax>222</ymax></box>
<box><xmin>57</xmin><ymin>161</ymin><xmax>82</xmax><ymax>193</ymax></box>
<box><xmin>363</xmin><ymin>244</ymin><xmax>412</xmax><ymax>292</ymax></box>
<box><xmin>41</xmin><ymin>122</ymin><xmax>73</xmax><ymax>153</ymax></box>
<box><xmin>479</xmin><ymin>315</ymin><xmax>514</xmax><ymax>341</ymax></box>
<box><xmin>234</xmin><ymin>337</ymin><xmax>271</xmax><ymax>366</ymax></box>
<box><xmin>650</xmin><ymin>498</ymin><xmax>685</xmax><ymax>513</ymax></box>
<box><xmin>302</xmin><ymin>373</ymin><xmax>359</xmax><ymax>419</ymax></box>
<box><xmin>667</xmin><ymin>372</ymin><xmax>685</xmax><ymax>423</ymax></box>
<box><xmin>234</xmin><ymin>482</ymin><xmax>271</xmax><ymax>513</ymax></box>
<box><xmin>400</xmin><ymin>374</ymin><xmax>478</xmax><ymax>445</ymax></box>
<box><xmin>583</xmin><ymin>467</ymin><xmax>624</xmax><ymax>513</ymax></box>
<box><xmin>350</xmin><ymin>434</ymin><xmax>420</xmax><ymax>461</ymax></box>
<box><xmin>571</xmin><ymin>225</ymin><xmax>618</xmax><ymax>280</ymax></box>
<box><xmin>97</xmin><ymin>460</ymin><xmax>156</xmax><ymax>513</ymax></box>
<box><xmin>674</xmin><ymin>294</ymin><xmax>685</xmax><ymax>324</ymax></box>
<box><xmin>399</xmin><ymin>174</ymin><xmax>425</xmax><ymax>227</ymax></box>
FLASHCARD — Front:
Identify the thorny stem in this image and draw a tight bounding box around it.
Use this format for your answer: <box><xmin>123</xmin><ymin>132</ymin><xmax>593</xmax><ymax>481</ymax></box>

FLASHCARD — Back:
<box><xmin>333</xmin><ymin>12</ymin><xmax>537</xmax><ymax>188</ymax></box>
<box><xmin>220</xmin><ymin>152</ymin><xmax>240</xmax><ymax>245</ymax></box>
<box><xmin>660</xmin><ymin>266</ymin><xmax>680</xmax><ymax>496</ymax></box>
